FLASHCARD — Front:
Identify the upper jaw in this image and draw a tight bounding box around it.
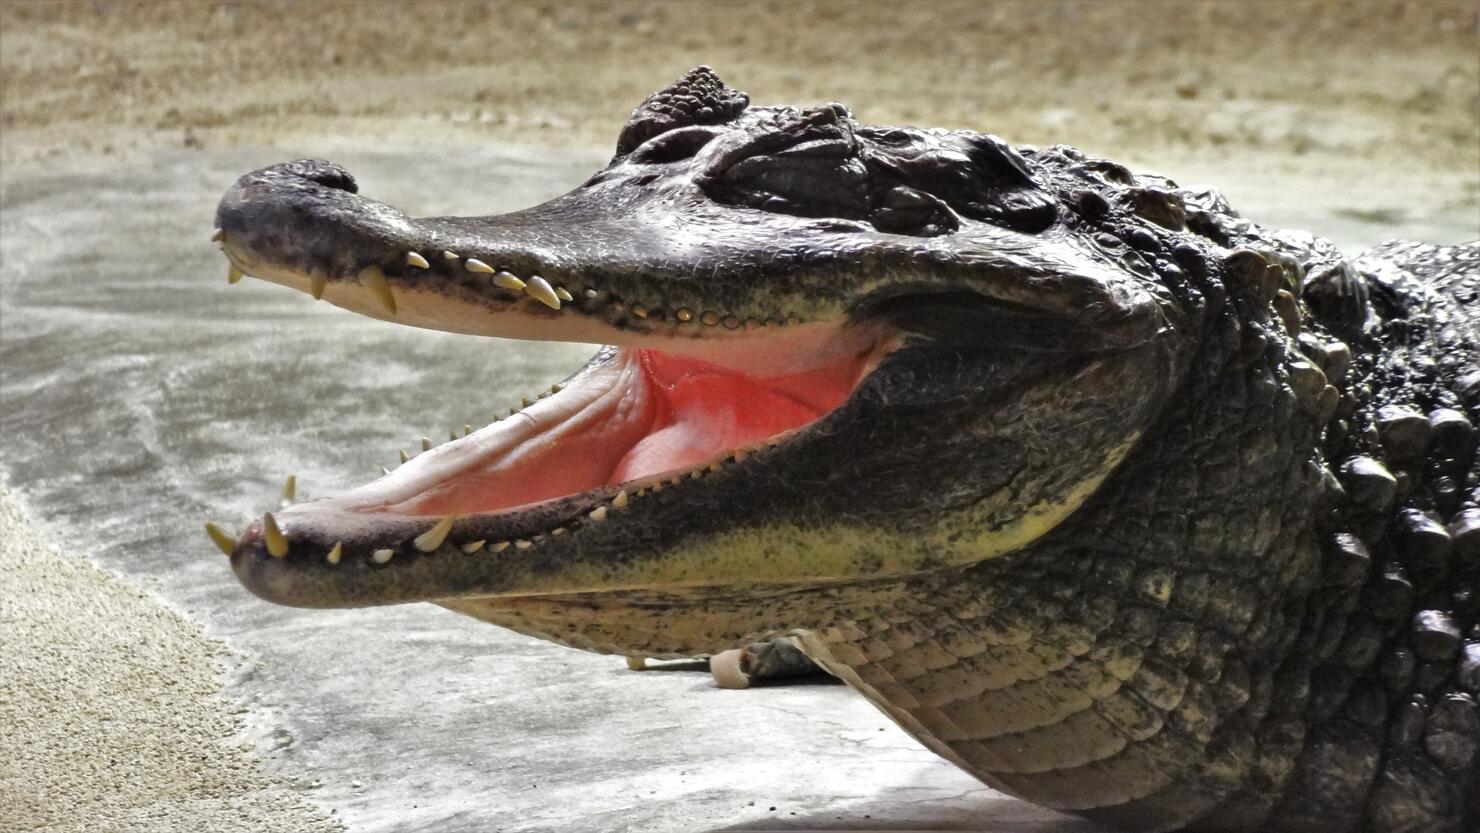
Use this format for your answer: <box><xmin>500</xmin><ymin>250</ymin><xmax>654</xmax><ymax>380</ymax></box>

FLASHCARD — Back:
<box><xmin>215</xmin><ymin>158</ymin><xmax>886</xmax><ymax>373</ymax></box>
<box><xmin>217</xmin><ymin>157</ymin><xmax>1172</xmax><ymax>368</ymax></box>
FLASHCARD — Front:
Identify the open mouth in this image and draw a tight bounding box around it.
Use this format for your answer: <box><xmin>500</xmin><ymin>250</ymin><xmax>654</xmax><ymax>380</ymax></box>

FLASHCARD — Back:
<box><xmin>272</xmin><ymin>320</ymin><xmax>890</xmax><ymax>553</ymax></box>
<box><xmin>206</xmin><ymin>167</ymin><xmax>897</xmax><ymax>595</ymax></box>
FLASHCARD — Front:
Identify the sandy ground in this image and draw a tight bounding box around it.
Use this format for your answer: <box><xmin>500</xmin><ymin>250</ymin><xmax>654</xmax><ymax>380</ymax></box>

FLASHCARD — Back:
<box><xmin>0</xmin><ymin>488</ymin><xmax>341</xmax><ymax>833</ymax></box>
<box><xmin>0</xmin><ymin>2</ymin><xmax>1477</xmax><ymax>832</ymax></box>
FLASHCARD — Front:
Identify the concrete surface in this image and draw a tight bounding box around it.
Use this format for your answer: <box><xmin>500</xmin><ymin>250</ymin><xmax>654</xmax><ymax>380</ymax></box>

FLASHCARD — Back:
<box><xmin>2</xmin><ymin>144</ymin><xmax>1129</xmax><ymax>832</ymax></box>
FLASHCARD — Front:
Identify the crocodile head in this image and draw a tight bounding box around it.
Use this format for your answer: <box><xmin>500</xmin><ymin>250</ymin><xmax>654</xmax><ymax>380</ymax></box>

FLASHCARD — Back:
<box><xmin>212</xmin><ymin>67</ymin><xmax>1191</xmax><ymax>651</ymax></box>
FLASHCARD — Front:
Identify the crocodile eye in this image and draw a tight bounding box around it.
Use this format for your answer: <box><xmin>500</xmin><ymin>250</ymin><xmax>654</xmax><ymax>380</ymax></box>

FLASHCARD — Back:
<box><xmin>627</xmin><ymin>126</ymin><xmax>721</xmax><ymax>165</ymax></box>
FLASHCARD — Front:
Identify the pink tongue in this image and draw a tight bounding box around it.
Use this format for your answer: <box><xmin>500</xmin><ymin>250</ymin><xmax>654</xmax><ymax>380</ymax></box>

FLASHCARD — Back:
<box><xmin>387</xmin><ymin>346</ymin><xmax>868</xmax><ymax>517</ymax></box>
<box><xmin>610</xmin><ymin>350</ymin><xmax>836</xmax><ymax>483</ymax></box>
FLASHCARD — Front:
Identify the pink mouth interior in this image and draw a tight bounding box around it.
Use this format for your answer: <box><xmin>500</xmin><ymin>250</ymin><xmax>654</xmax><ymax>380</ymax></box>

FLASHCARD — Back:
<box><xmin>350</xmin><ymin>344</ymin><xmax>875</xmax><ymax>518</ymax></box>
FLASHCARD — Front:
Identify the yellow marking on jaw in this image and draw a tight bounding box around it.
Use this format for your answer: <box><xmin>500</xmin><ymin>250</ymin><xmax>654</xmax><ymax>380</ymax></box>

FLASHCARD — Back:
<box><xmin>471</xmin><ymin>435</ymin><xmax>1140</xmax><ymax>597</ymax></box>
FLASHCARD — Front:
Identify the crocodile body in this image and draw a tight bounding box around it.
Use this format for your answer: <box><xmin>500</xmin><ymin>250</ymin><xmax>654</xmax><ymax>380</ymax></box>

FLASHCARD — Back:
<box><xmin>208</xmin><ymin>69</ymin><xmax>1480</xmax><ymax>831</ymax></box>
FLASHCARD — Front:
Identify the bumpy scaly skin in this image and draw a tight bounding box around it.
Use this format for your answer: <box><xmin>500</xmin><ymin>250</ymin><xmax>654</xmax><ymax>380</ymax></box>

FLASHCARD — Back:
<box><xmin>440</xmin><ymin>177</ymin><xmax>1480</xmax><ymax>833</ymax></box>
<box><xmin>216</xmin><ymin>69</ymin><xmax>1480</xmax><ymax>831</ymax></box>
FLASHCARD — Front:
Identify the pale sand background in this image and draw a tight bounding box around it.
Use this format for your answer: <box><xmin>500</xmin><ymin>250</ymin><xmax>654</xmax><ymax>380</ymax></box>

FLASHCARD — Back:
<box><xmin>1</xmin><ymin>2</ymin><xmax>1477</xmax><ymax>832</ymax></box>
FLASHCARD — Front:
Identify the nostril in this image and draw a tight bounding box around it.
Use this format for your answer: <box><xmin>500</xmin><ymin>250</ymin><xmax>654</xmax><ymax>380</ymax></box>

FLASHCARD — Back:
<box><xmin>277</xmin><ymin>158</ymin><xmax>358</xmax><ymax>194</ymax></box>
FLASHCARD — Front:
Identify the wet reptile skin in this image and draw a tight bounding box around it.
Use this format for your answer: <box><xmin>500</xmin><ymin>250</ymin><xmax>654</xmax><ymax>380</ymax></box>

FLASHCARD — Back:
<box><xmin>217</xmin><ymin>69</ymin><xmax>1480</xmax><ymax>831</ymax></box>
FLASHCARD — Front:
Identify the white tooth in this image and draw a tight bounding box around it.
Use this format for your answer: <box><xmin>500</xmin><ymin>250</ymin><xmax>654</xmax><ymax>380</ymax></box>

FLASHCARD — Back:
<box><xmin>360</xmin><ymin>266</ymin><xmax>397</xmax><ymax>314</ymax></box>
<box><xmin>325</xmin><ymin>542</ymin><xmax>343</xmax><ymax>565</ymax></box>
<box><xmin>414</xmin><ymin>515</ymin><xmax>456</xmax><ymax>552</ymax></box>
<box><xmin>465</xmin><ymin>258</ymin><xmax>495</xmax><ymax>274</ymax></box>
<box><xmin>421</xmin><ymin>437</ymin><xmax>432</xmax><ymax>451</ymax></box>
<box><xmin>204</xmin><ymin>522</ymin><xmax>237</xmax><ymax>556</ymax></box>
<box><xmin>211</xmin><ymin>228</ymin><xmax>225</xmax><ymax>243</ymax></box>
<box><xmin>493</xmin><ymin>271</ymin><xmax>525</xmax><ymax>291</ymax></box>
<box><xmin>405</xmin><ymin>251</ymin><xmax>430</xmax><ymax>269</ymax></box>
<box><xmin>442</xmin><ymin>250</ymin><xmax>460</xmax><ymax>261</ymax></box>
<box><xmin>612</xmin><ymin>490</ymin><xmax>629</xmax><ymax>509</ymax></box>
<box><xmin>309</xmin><ymin>272</ymin><xmax>328</xmax><ymax>300</ymax></box>
<box><xmin>399</xmin><ymin>449</ymin><xmax>410</xmax><ymax>464</ymax></box>
<box><xmin>589</xmin><ymin>505</ymin><xmax>609</xmax><ymax>522</ymax></box>
<box><xmin>490</xmin><ymin>541</ymin><xmax>510</xmax><ymax>552</ymax></box>
<box><xmin>525</xmin><ymin>276</ymin><xmax>561</xmax><ymax>310</ymax></box>
<box><xmin>228</xmin><ymin>265</ymin><xmax>243</xmax><ymax>284</ymax></box>
<box><xmin>460</xmin><ymin>540</ymin><xmax>486</xmax><ymax>554</ymax></box>
<box><xmin>281</xmin><ymin>475</ymin><xmax>297</xmax><ymax>503</ymax></box>
<box><xmin>555</xmin><ymin>286</ymin><xmax>573</xmax><ymax>302</ymax></box>
<box><xmin>372</xmin><ymin>548</ymin><xmax>394</xmax><ymax>564</ymax></box>
<box><xmin>263</xmin><ymin>513</ymin><xmax>288</xmax><ymax>558</ymax></box>
<box><xmin>514</xmin><ymin>539</ymin><xmax>533</xmax><ymax>549</ymax></box>
<box><xmin>380</xmin><ymin>465</ymin><xmax>392</xmax><ymax>476</ymax></box>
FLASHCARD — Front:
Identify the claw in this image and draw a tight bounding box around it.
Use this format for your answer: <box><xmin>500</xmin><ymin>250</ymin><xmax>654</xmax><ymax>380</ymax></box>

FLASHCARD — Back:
<box><xmin>709</xmin><ymin>649</ymin><xmax>750</xmax><ymax>689</ymax></box>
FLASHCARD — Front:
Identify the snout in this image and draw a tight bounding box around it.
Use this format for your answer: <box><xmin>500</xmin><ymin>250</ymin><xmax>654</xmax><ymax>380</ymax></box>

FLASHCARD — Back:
<box><xmin>215</xmin><ymin>158</ymin><xmax>421</xmax><ymax>279</ymax></box>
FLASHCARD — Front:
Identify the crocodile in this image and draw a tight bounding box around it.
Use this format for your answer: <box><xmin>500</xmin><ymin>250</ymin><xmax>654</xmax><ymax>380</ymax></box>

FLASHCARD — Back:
<box><xmin>206</xmin><ymin>67</ymin><xmax>1480</xmax><ymax>831</ymax></box>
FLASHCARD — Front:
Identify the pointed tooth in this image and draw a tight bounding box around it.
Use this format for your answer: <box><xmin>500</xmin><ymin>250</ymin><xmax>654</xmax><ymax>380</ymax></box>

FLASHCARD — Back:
<box><xmin>399</xmin><ymin>449</ymin><xmax>410</xmax><ymax>464</ymax></box>
<box><xmin>514</xmin><ymin>539</ymin><xmax>533</xmax><ymax>549</ymax></box>
<box><xmin>555</xmin><ymin>286</ymin><xmax>573</xmax><ymax>302</ymax></box>
<box><xmin>309</xmin><ymin>272</ymin><xmax>327</xmax><ymax>300</ymax></box>
<box><xmin>525</xmin><ymin>276</ymin><xmax>561</xmax><ymax>309</ymax></box>
<box><xmin>551</xmin><ymin>527</ymin><xmax>567</xmax><ymax>536</ymax></box>
<box><xmin>442</xmin><ymin>250</ymin><xmax>460</xmax><ymax>261</ymax></box>
<box><xmin>204</xmin><ymin>522</ymin><xmax>237</xmax><ymax>556</ymax></box>
<box><xmin>281</xmin><ymin>475</ymin><xmax>297</xmax><ymax>503</ymax></box>
<box><xmin>490</xmin><ymin>541</ymin><xmax>510</xmax><ymax>552</ymax></box>
<box><xmin>380</xmin><ymin>465</ymin><xmax>392</xmax><ymax>476</ymax></box>
<box><xmin>228</xmin><ymin>264</ymin><xmax>243</xmax><ymax>284</ymax></box>
<box><xmin>463</xmin><ymin>424</ymin><xmax>473</xmax><ymax>437</ymax></box>
<box><xmin>449</xmin><ymin>431</ymin><xmax>457</xmax><ymax>443</ymax></box>
<box><xmin>420</xmin><ymin>437</ymin><xmax>432</xmax><ymax>451</ymax></box>
<box><xmin>360</xmin><ymin>266</ymin><xmax>397</xmax><ymax>314</ymax></box>
<box><xmin>465</xmin><ymin>258</ymin><xmax>495</xmax><ymax>274</ymax></box>
<box><xmin>211</xmin><ymin>228</ymin><xmax>226</xmax><ymax>243</ymax></box>
<box><xmin>405</xmin><ymin>251</ymin><xmax>430</xmax><ymax>269</ymax></box>
<box><xmin>493</xmin><ymin>271</ymin><xmax>525</xmax><ymax>291</ymax></box>
<box><xmin>325</xmin><ymin>542</ymin><xmax>343</xmax><ymax>565</ymax></box>
<box><xmin>414</xmin><ymin>515</ymin><xmax>456</xmax><ymax>552</ymax></box>
<box><xmin>612</xmin><ymin>490</ymin><xmax>629</xmax><ymax>509</ymax></box>
<box><xmin>589</xmin><ymin>505</ymin><xmax>609</xmax><ymax>522</ymax></box>
<box><xmin>372</xmin><ymin>548</ymin><xmax>394</xmax><ymax>564</ymax></box>
<box><xmin>263</xmin><ymin>512</ymin><xmax>288</xmax><ymax>558</ymax></box>
<box><xmin>460</xmin><ymin>539</ymin><xmax>486</xmax><ymax>554</ymax></box>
